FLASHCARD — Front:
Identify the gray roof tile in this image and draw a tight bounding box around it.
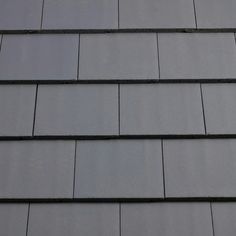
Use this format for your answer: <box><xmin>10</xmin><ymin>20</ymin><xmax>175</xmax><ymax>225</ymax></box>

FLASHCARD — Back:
<box><xmin>0</xmin><ymin>85</ymin><xmax>36</xmax><ymax>136</ymax></box>
<box><xmin>202</xmin><ymin>84</ymin><xmax>236</xmax><ymax>134</ymax></box>
<box><xmin>122</xmin><ymin>203</ymin><xmax>213</xmax><ymax>236</ymax></box>
<box><xmin>212</xmin><ymin>203</ymin><xmax>236</xmax><ymax>236</ymax></box>
<box><xmin>28</xmin><ymin>203</ymin><xmax>119</xmax><ymax>236</ymax></box>
<box><xmin>0</xmin><ymin>141</ymin><xmax>75</xmax><ymax>198</ymax></box>
<box><xmin>0</xmin><ymin>34</ymin><xmax>78</xmax><ymax>80</ymax></box>
<box><xmin>74</xmin><ymin>140</ymin><xmax>163</xmax><ymax>198</ymax></box>
<box><xmin>0</xmin><ymin>0</ymin><xmax>42</xmax><ymax>30</ymax></box>
<box><xmin>164</xmin><ymin>139</ymin><xmax>236</xmax><ymax>197</ymax></box>
<box><xmin>43</xmin><ymin>0</ymin><xmax>118</xmax><ymax>29</ymax></box>
<box><xmin>79</xmin><ymin>33</ymin><xmax>159</xmax><ymax>80</ymax></box>
<box><xmin>120</xmin><ymin>84</ymin><xmax>204</xmax><ymax>135</ymax></box>
<box><xmin>120</xmin><ymin>0</ymin><xmax>195</xmax><ymax>29</ymax></box>
<box><xmin>0</xmin><ymin>204</ymin><xmax>28</xmax><ymax>236</ymax></box>
<box><xmin>35</xmin><ymin>84</ymin><xmax>118</xmax><ymax>136</ymax></box>
<box><xmin>195</xmin><ymin>0</ymin><xmax>236</xmax><ymax>28</ymax></box>
<box><xmin>158</xmin><ymin>33</ymin><xmax>236</xmax><ymax>79</ymax></box>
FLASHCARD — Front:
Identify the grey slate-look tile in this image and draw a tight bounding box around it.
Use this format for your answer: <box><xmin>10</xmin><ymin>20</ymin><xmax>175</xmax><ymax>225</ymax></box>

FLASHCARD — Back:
<box><xmin>0</xmin><ymin>85</ymin><xmax>36</xmax><ymax>136</ymax></box>
<box><xmin>35</xmin><ymin>85</ymin><xmax>118</xmax><ymax>136</ymax></box>
<box><xmin>43</xmin><ymin>0</ymin><xmax>118</xmax><ymax>29</ymax></box>
<box><xmin>79</xmin><ymin>33</ymin><xmax>159</xmax><ymax>80</ymax></box>
<box><xmin>0</xmin><ymin>141</ymin><xmax>75</xmax><ymax>198</ymax></box>
<box><xmin>202</xmin><ymin>84</ymin><xmax>236</xmax><ymax>134</ymax></box>
<box><xmin>120</xmin><ymin>84</ymin><xmax>204</xmax><ymax>135</ymax></box>
<box><xmin>74</xmin><ymin>140</ymin><xmax>163</xmax><ymax>198</ymax></box>
<box><xmin>164</xmin><ymin>139</ymin><xmax>236</xmax><ymax>197</ymax></box>
<box><xmin>158</xmin><ymin>33</ymin><xmax>236</xmax><ymax>79</ymax></box>
<box><xmin>0</xmin><ymin>0</ymin><xmax>42</xmax><ymax>30</ymax></box>
<box><xmin>195</xmin><ymin>0</ymin><xmax>236</xmax><ymax>28</ymax></box>
<box><xmin>0</xmin><ymin>204</ymin><xmax>28</xmax><ymax>236</ymax></box>
<box><xmin>212</xmin><ymin>203</ymin><xmax>236</xmax><ymax>236</ymax></box>
<box><xmin>0</xmin><ymin>34</ymin><xmax>78</xmax><ymax>80</ymax></box>
<box><xmin>28</xmin><ymin>204</ymin><xmax>119</xmax><ymax>236</ymax></box>
<box><xmin>120</xmin><ymin>0</ymin><xmax>195</xmax><ymax>29</ymax></box>
<box><xmin>122</xmin><ymin>203</ymin><xmax>213</xmax><ymax>236</ymax></box>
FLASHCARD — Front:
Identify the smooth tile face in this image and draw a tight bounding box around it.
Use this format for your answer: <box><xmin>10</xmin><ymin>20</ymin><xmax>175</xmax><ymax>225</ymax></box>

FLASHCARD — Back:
<box><xmin>35</xmin><ymin>85</ymin><xmax>118</xmax><ymax>136</ymax></box>
<box><xmin>0</xmin><ymin>35</ymin><xmax>78</xmax><ymax>80</ymax></box>
<box><xmin>28</xmin><ymin>204</ymin><xmax>119</xmax><ymax>236</ymax></box>
<box><xmin>159</xmin><ymin>33</ymin><xmax>236</xmax><ymax>79</ymax></box>
<box><xmin>0</xmin><ymin>141</ymin><xmax>75</xmax><ymax>198</ymax></box>
<box><xmin>0</xmin><ymin>85</ymin><xmax>36</xmax><ymax>136</ymax></box>
<box><xmin>79</xmin><ymin>33</ymin><xmax>158</xmax><ymax>80</ymax></box>
<box><xmin>195</xmin><ymin>0</ymin><xmax>236</xmax><ymax>28</ymax></box>
<box><xmin>43</xmin><ymin>0</ymin><xmax>118</xmax><ymax>29</ymax></box>
<box><xmin>122</xmin><ymin>203</ymin><xmax>213</xmax><ymax>236</ymax></box>
<box><xmin>0</xmin><ymin>204</ymin><xmax>28</xmax><ymax>236</ymax></box>
<box><xmin>202</xmin><ymin>84</ymin><xmax>236</xmax><ymax>134</ymax></box>
<box><xmin>212</xmin><ymin>203</ymin><xmax>236</xmax><ymax>236</ymax></box>
<box><xmin>164</xmin><ymin>139</ymin><xmax>236</xmax><ymax>197</ymax></box>
<box><xmin>120</xmin><ymin>84</ymin><xmax>204</xmax><ymax>135</ymax></box>
<box><xmin>120</xmin><ymin>0</ymin><xmax>195</xmax><ymax>28</ymax></box>
<box><xmin>0</xmin><ymin>0</ymin><xmax>42</xmax><ymax>30</ymax></box>
<box><xmin>75</xmin><ymin>140</ymin><xmax>163</xmax><ymax>198</ymax></box>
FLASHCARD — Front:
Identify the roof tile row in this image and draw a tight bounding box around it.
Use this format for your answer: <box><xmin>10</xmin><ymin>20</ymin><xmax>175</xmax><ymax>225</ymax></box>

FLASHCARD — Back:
<box><xmin>1</xmin><ymin>33</ymin><xmax>236</xmax><ymax>81</ymax></box>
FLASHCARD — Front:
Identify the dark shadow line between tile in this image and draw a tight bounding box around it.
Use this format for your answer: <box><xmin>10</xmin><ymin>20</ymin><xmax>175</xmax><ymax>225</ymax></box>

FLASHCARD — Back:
<box><xmin>156</xmin><ymin>34</ymin><xmax>161</xmax><ymax>79</ymax></box>
<box><xmin>26</xmin><ymin>203</ymin><xmax>30</xmax><ymax>236</ymax></box>
<box><xmin>32</xmin><ymin>85</ymin><xmax>38</xmax><ymax>136</ymax></box>
<box><xmin>0</xmin><ymin>35</ymin><xmax>3</xmax><ymax>53</ymax></box>
<box><xmin>192</xmin><ymin>0</ymin><xmax>198</xmax><ymax>29</ymax></box>
<box><xmin>40</xmin><ymin>0</ymin><xmax>45</xmax><ymax>30</ymax></box>
<box><xmin>76</xmin><ymin>35</ymin><xmax>80</xmax><ymax>80</ymax></box>
<box><xmin>200</xmin><ymin>84</ymin><xmax>207</xmax><ymax>134</ymax></box>
<box><xmin>210</xmin><ymin>203</ymin><xmax>216</xmax><ymax>236</ymax></box>
<box><xmin>161</xmin><ymin>140</ymin><xmax>166</xmax><ymax>198</ymax></box>
<box><xmin>118</xmin><ymin>0</ymin><xmax>120</xmax><ymax>29</ymax></box>
<box><xmin>118</xmin><ymin>84</ymin><xmax>121</xmax><ymax>135</ymax></box>
<box><xmin>72</xmin><ymin>141</ymin><xmax>77</xmax><ymax>198</ymax></box>
<box><xmin>119</xmin><ymin>203</ymin><xmax>122</xmax><ymax>236</ymax></box>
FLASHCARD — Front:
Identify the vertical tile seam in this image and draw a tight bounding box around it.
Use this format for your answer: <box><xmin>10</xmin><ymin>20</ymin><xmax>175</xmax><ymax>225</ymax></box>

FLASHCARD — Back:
<box><xmin>72</xmin><ymin>141</ymin><xmax>77</xmax><ymax>198</ymax></box>
<box><xmin>118</xmin><ymin>84</ymin><xmax>121</xmax><ymax>135</ymax></box>
<box><xmin>192</xmin><ymin>0</ymin><xmax>198</xmax><ymax>28</ymax></box>
<box><xmin>119</xmin><ymin>203</ymin><xmax>122</xmax><ymax>236</ymax></box>
<box><xmin>40</xmin><ymin>0</ymin><xmax>45</xmax><ymax>29</ymax></box>
<box><xmin>26</xmin><ymin>203</ymin><xmax>30</xmax><ymax>236</ymax></box>
<box><xmin>156</xmin><ymin>34</ymin><xmax>161</xmax><ymax>79</ymax></box>
<box><xmin>161</xmin><ymin>140</ymin><xmax>166</xmax><ymax>198</ymax></box>
<box><xmin>118</xmin><ymin>0</ymin><xmax>120</xmax><ymax>29</ymax></box>
<box><xmin>210</xmin><ymin>203</ymin><xmax>216</xmax><ymax>236</ymax></box>
<box><xmin>200</xmin><ymin>84</ymin><xmax>207</xmax><ymax>134</ymax></box>
<box><xmin>234</xmin><ymin>33</ymin><xmax>236</xmax><ymax>46</ymax></box>
<box><xmin>32</xmin><ymin>85</ymin><xmax>39</xmax><ymax>136</ymax></box>
<box><xmin>0</xmin><ymin>35</ymin><xmax>3</xmax><ymax>53</ymax></box>
<box><xmin>77</xmin><ymin>35</ymin><xmax>81</xmax><ymax>80</ymax></box>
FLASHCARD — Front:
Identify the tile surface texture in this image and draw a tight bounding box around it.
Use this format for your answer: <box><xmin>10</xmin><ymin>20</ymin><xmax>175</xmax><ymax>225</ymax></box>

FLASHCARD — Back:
<box><xmin>0</xmin><ymin>0</ymin><xmax>42</xmax><ymax>30</ymax></box>
<box><xmin>0</xmin><ymin>85</ymin><xmax>36</xmax><ymax>136</ymax></box>
<box><xmin>79</xmin><ymin>33</ymin><xmax>159</xmax><ymax>80</ymax></box>
<box><xmin>0</xmin><ymin>204</ymin><xmax>28</xmax><ymax>236</ymax></box>
<box><xmin>164</xmin><ymin>139</ymin><xmax>236</xmax><ymax>197</ymax></box>
<box><xmin>120</xmin><ymin>84</ymin><xmax>204</xmax><ymax>135</ymax></box>
<box><xmin>28</xmin><ymin>204</ymin><xmax>119</xmax><ymax>236</ymax></box>
<box><xmin>120</xmin><ymin>0</ymin><xmax>195</xmax><ymax>28</ymax></box>
<box><xmin>43</xmin><ymin>0</ymin><xmax>118</xmax><ymax>29</ymax></box>
<box><xmin>35</xmin><ymin>84</ymin><xmax>118</xmax><ymax>135</ymax></box>
<box><xmin>202</xmin><ymin>84</ymin><xmax>236</xmax><ymax>134</ymax></box>
<box><xmin>0</xmin><ymin>141</ymin><xmax>75</xmax><ymax>198</ymax></box>
<box><xmin>0</xmin><ymin>34</ymin><xmax>78</xmax><ymax>80</ymax></box>
<box><xmin>158</xmin><ymin>33</ymin><xmax>236</xmax><ymax>79</ymax></box>
<box><xmin>75</xmin><ymin>140</ymin><xmax>164</xmax><ymax>198</ymax></box>
<box><xmin>122</xmin><ymin>203</ymin><xmax>213</xmax><ymax>236</ymax></box>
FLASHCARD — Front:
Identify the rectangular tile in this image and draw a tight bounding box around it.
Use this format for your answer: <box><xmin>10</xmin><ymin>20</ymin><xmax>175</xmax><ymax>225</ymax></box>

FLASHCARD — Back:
<box><xmin>0</xmin><ymin>85</ymin><xmax>36</xmax><ymax>136</ymax></box>
<box><xmin>79</xmin><ymin>33</ymin><xmax>158</xmax><ymax>80</ymax></box>
<box><xmin>120</xmin><ymin>84</ymin><xmax>204</xmax><ymax>135</ymax></box>
<box><xmin>74</xmin><ymin>140</ymin><xmax>163</xmax><ymax>198</ymax></box>
<box><xmin>122</xmin><ymin>203</ymin><xmax>213</xmax><ymax>236</ymax></box>
<box><xmin>43</xmin><ymin>0</ymin><xmax>118</xmax><ymax>29</ymax></box>
<box><xmin>202</xmin><ymin>84</ymin><xmax>236</xmax><ymax>134</ymax></box>
<box><xmin>195</xmin><ymin>0</ymin><xmax>236</xmax><ymax>28</ymax></box>
<box><xmin>28</xmin><ymin>204</ymin><xmax>119</xmax><ymax>236</ymax></box>
<box><xmin>0</xmin><ymin>141</ymin><xmax>75</xmax><ymax>198</ymax></box>
<box><xmin>35</xmin><ymin>84</ymin><xmax>118</xmax><ymax>136</ymax></box>
<box><xmin>0</xmin><ymin>204</ymin><xmax>28</xmax><ymax>236</ymax></box>
<box><xmin>164</xmin><ymin>139</ymin><xmax>236</xmax><ymax>197</ymax></box>
<box><xmin>120</xmin><ymin>0</ymin><xmax>195</xmax><ymax>28</ymax></box>
<box><xmin>0</xmin><ymin>0</ymin><xmax>42</xmax><ymax>30</ymax></box>
<box><xmin>158</xmin><ymin>33</ymin><xmax>236</xmax><ymax>79</ymax></box>
<box><xmin>212</xmin><ymin>203</ymin><xmax>236</xmax><ymax>236</ymax></box>
<box><xmin>0</xmin><ymin>34</ymin><xmax>78</xmax><ymax>80</ymax></box>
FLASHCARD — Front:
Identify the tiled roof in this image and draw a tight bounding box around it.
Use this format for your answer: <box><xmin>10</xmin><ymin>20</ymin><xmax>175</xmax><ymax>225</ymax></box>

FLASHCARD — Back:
<box><xmin>1</xmin><ymin>0</ymin><xmax>236</xmax><ymax>235</ymax></box>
